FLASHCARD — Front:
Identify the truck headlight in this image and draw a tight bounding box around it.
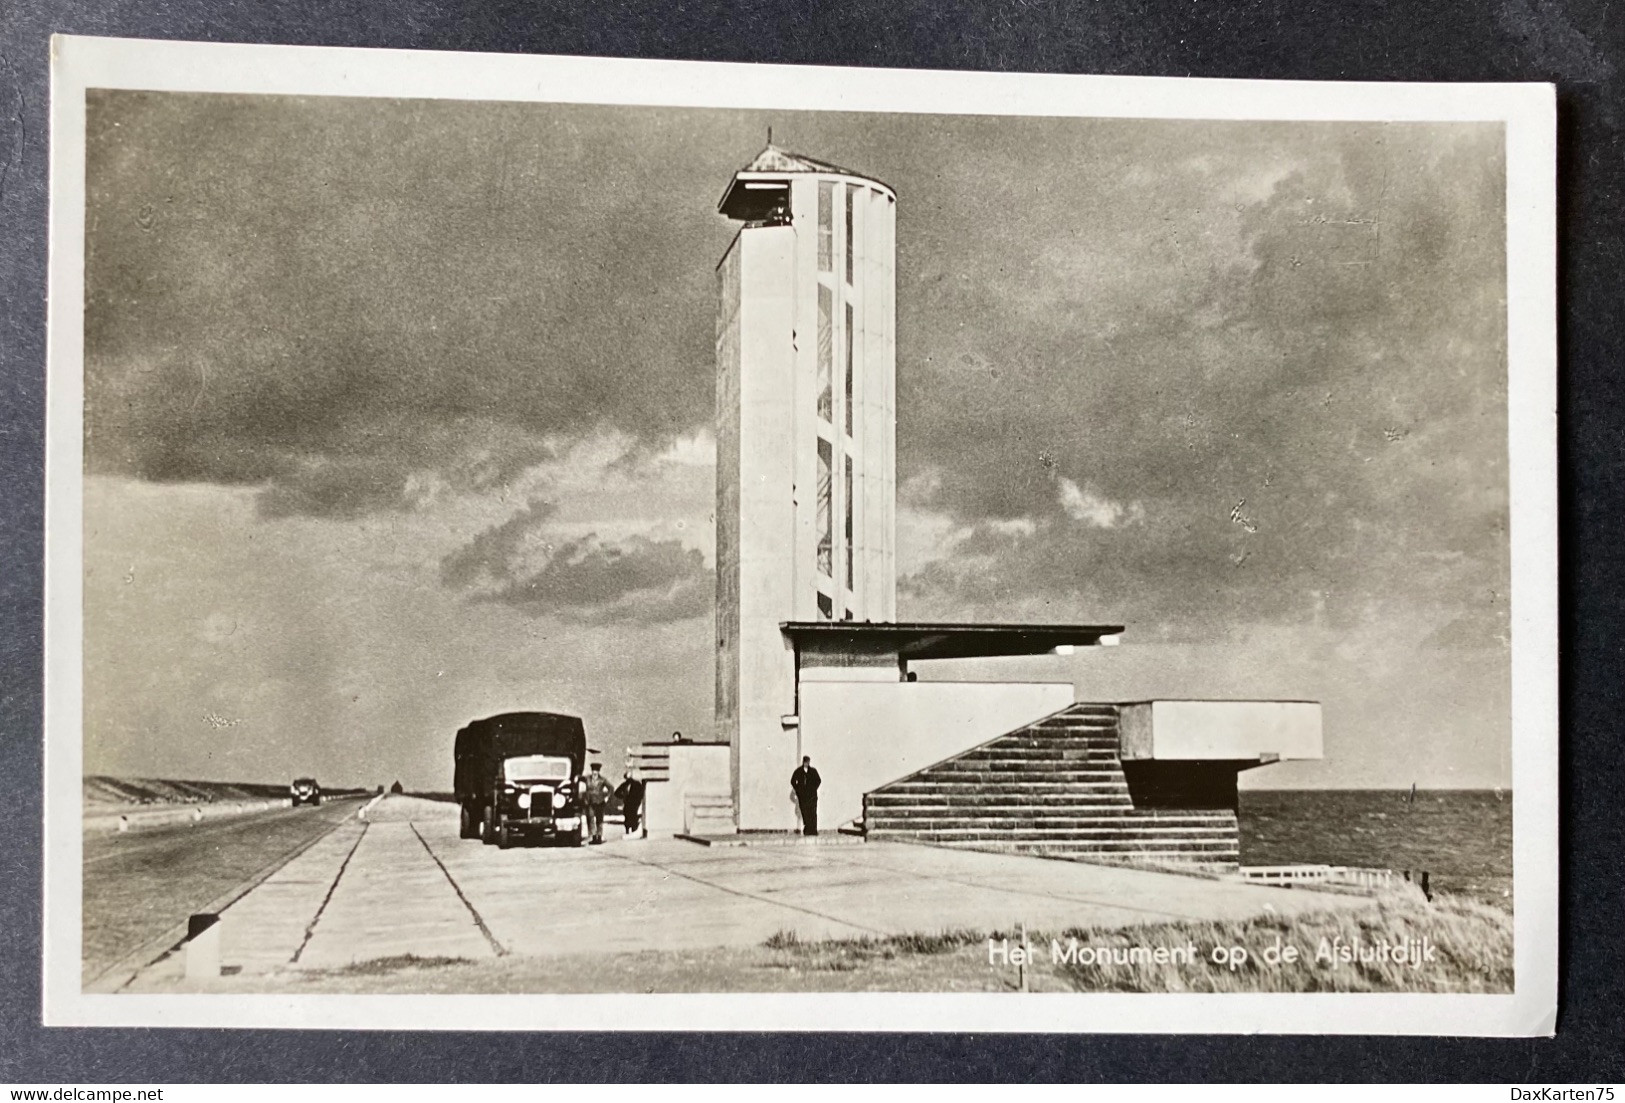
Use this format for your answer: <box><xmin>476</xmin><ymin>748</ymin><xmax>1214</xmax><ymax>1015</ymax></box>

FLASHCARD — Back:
<box><xmin>552</xmin><ymin>790</ymin><xmax>568</xmax><ymax>810</ymax></box>
<box><xmin>517</xmin><ymin>792</ymin><xmax>531</xmax><ymax>810</ymax></box>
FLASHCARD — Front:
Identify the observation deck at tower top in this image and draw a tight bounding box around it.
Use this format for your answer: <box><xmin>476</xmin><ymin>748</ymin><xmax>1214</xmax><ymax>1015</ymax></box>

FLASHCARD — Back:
<box><xmin>718</xmin><ymin>144</ymin><xmax>896</xmax><ymax>222</ymax></box>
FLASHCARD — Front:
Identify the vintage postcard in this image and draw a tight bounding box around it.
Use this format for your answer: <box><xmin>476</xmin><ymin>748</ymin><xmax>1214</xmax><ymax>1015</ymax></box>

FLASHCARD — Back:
<box><xmin>43</xmin><ymin>36</ymin><xmax>1557</xmax><ymax>1033</ymax></box>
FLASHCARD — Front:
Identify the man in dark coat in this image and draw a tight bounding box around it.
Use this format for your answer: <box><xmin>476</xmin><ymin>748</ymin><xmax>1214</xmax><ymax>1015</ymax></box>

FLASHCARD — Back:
<box><xmin>790</xmin><ymin>756</ymin><xmax>821</xmax><ymax>836</ymax></box>
<box><xmin>615</xmin><ymin>770</ymin><xmax>646</xmax><ymax>836</ymax></box>
<box><xmin>582</xmin><ymin>762</ymin><xmax>613</xmax><ymax>844</ymax></box>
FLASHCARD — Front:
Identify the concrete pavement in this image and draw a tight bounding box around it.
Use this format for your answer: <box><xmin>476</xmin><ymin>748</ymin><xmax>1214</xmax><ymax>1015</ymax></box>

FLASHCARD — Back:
<box><xmin>124</xmin><ymin>794</ymin><xmax>1370</xmax><ymax>990</ymax></box>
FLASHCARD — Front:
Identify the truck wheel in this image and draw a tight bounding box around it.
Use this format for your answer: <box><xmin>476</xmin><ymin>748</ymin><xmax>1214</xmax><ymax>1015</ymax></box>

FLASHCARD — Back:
<box><xmin>459</xmin><ymin>804</ymin><xmax>475</xmax><ymax>839</ymax></box>
<box><xmin>567</xmin><ymin>828</ymin><xmax>584</xmax><ymax>847</ymax></box>
<box><xmin>481</xmin><ymin>805</ymin><xmax>496</xmax><ymax>845</ymax></box>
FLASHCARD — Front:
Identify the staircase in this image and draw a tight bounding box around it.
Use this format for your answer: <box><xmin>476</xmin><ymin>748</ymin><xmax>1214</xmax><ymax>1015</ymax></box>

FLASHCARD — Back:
<box><xmin>862</xmin><ymin>703</ymin><xmax>1240</xmax><ymax>871</ymax></box>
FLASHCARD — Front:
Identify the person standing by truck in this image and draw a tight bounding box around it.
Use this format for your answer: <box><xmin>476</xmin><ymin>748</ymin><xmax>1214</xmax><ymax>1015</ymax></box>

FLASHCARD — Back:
<box><xmin>583</xmin><ymin>762</ymin><xmax>613</xmax><ymax>844</ymax></box>
<box><xmin>615</xmin><ymin>770</ymin><xmax>646</xmax><ymax>836</ymax></box>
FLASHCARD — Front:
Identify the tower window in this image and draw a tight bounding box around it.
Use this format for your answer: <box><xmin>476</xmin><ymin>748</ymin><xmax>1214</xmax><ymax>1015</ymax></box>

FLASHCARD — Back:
<box><xmin>845</xmin><ymin>184</ymin><xmax>856</xmax><ymax>284</ymax></box>
<box><xmin>817</xmin><ymin>285</ymin><xmax>833</xmax><ymax>422</ymax></box>
<box><xmin>844</xmin><ymin>302</ymin><xmax>855</xmax><ymax>437</ymax></box>
<box><xmin>817</xmin><ymin>180</ymin><xmax>834</xmax><ymax>272</ymax></box>
<box><xmin>816</xmin><ymin>437</ymin><xmax>833</xmax><ymax>578</ymax></box>
<box><xmin>817</xmin><ymin>592</ymin><xmax>834</xmax><ymax>621</ymax></box>
<box><xmin>844</xmin><ymin>456</ymin><xmax>854</xmax><ymax>592</ymax></box>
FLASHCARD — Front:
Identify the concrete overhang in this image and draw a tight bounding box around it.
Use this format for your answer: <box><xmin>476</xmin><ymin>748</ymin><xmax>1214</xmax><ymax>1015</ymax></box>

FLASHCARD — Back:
<box><xmin>780</xmin><ymin>621</ymin><xmax>1125</xmax><ymax>662</ymax></box>
<box><xmin>1117</xmin><ymin>699</ymin><xmax>1324</xmax><ymax>763</ymax></box>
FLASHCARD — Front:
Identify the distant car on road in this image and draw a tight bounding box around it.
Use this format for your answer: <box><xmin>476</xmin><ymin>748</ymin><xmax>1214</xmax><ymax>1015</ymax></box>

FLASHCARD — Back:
<box><xmin>290</xmin><ymin>777</ymin><xmax>322</xmax><ymax>806</ymax></box>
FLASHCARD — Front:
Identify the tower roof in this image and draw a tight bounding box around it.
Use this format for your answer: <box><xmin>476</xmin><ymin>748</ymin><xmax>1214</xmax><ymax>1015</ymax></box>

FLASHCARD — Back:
<box><xmin>718</xmin><ymin>144</ymin><xmax>893</xmax><ymax>221</ymax></box>
<box><xmin>737</xmin><ymin>144</ymin><xmax>873</xmax><ymax>179</ymax></box>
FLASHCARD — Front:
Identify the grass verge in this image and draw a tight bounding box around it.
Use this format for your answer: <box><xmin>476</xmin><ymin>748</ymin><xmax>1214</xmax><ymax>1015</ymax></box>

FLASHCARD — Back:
<box><xmin>131</xmin><ymin>891</ymin><xmax>1510</xmax><ymax>995</ymax></box>
<box><xmin>1046</xmin><ymin>890</ymin><xmax>1512</xmax><ymax>993</ymax></box>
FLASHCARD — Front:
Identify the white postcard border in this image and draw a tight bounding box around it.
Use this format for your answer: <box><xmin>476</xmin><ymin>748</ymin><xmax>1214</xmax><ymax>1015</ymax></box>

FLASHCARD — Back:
<box><xmin>43</xmin><ymin>34</ymin><xmax>1558</xmax><ymax>1035</ymax></box>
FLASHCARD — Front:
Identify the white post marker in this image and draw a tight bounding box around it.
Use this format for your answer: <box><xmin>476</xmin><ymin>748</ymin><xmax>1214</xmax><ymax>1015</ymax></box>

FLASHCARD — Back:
<box><xmin>184</xmin><ymin>914</ymin><xmax>222</xmax><ymax>981</ymax></box>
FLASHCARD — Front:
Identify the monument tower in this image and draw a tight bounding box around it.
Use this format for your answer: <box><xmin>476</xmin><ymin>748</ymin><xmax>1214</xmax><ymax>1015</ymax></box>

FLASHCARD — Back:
<box><xmin>714</xmin><ymin>147</ymin><xmax>898</xmax><ymax>830</ymax></box>
<box><xmin>702</xmin><ymin>144</ymin><xmax>1319</xmax><ymax>848</ymax></box>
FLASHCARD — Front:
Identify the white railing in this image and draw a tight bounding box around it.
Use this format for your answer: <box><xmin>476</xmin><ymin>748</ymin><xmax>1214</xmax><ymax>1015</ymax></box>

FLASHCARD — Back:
<box><xmin>1238</xmin><ymin>864</ymin><xmax>1399</xmax><ymax>890</ymax></box>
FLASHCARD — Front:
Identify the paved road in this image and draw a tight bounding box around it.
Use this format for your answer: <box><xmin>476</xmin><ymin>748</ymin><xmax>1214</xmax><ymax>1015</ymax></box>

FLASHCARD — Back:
<box><xmin>83</xmin><ymin>798</ymin><xmax>364</xmax><ymax>987</ymax></box>
<box><xmin>124</xmin><ymin>795</ymin><xmax>1370</xmax><ymax>991</ymax></box>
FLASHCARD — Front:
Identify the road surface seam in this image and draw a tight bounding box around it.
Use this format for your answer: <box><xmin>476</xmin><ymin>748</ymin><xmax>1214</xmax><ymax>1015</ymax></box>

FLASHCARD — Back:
<box><xmin>408</xmin><ymin>822</ymin><xmax>507</xmax><ymax>956</ymax></box>
<box><xmin>87</xmin><ymin>809</ymin><xmax>358</xmax><ymax>993</ymax></box>
<box><xmin>601</xmin><ymin>847</ymin><xmax>888</xmax><ymax>937</ymax></box>
<box><xmin>290</xmin><ymin>822</ymin><xmax>369</xmax><ymax>965</ymax></box>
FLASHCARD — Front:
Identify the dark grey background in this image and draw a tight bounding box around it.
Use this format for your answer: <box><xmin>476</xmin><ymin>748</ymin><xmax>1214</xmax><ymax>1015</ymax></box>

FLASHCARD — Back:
<box><xmin>1</xmin><ymin>0</ymin><xmax>1620</xmax><ymax>1083</ymax></box>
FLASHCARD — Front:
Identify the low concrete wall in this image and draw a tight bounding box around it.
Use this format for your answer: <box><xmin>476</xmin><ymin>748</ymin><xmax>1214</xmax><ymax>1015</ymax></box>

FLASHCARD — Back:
<box><xmin>799</xmin><ymin>680</ymin><xmax>1074</xmax><ymax>829</ymax></box>
<box><xmin>85</xmin><ymin>797</ymin><xmax>294</xmax><ymax>834</ymax></box>
<box><xmin>644</xmin><ymin>743</ymin><xmax>731</xmax><ymax>835</ymax></box>
<box><xmin>1118</xmin><ymin>700</ymin><xmax>1323</xmax><ymax>761</ymax></box>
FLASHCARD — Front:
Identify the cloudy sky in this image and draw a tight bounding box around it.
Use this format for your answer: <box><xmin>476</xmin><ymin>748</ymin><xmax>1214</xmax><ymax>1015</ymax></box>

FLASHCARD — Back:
<box><xmin>81</xmin><ymin>91</ymin><xmax>1510</xmax><ymax>790</ymax></box>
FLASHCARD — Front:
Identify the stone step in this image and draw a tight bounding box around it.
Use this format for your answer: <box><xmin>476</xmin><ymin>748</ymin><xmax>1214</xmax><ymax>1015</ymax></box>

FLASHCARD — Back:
<box><xmin>991</xmin><ymin>735</ymin><xmax>1120</xmax><ymax>748</ymax></box>
<box><xmin>868</xmin><ymin>799</ymin><xmax>1141</xmax><ymax>813</ymax></box>
<box><xmin>973</xmin><ymin>751</ymin><xmax>1120</xmax><ymax>764</ymax></box>
<box><xmin>864</xmin><ymin>797</ymin><xmax>1235</xmax><ymax>817</ymax></box>
<box><xmin>860</xmin><ymin>702</ymin><xmax>1244</xmax><ymax>873</ymax></box>
<box><xmin>1022</xmin><ymin>724</ymin><xmax>1119</xmax><ymax>736</ymax></box>
<box><xmin>866</xmin><ymin>796</ymin><xmax>1150</xmax><ymax>812</ymax></box>
<box><xmin>865</xmin><ymin>823</ymin><xmax>1239</xmax><ymax>838</ymax></box>
<box><xmin>867</xmin><ymin>817</ymin><xmax>1237</xmax><ymax>832</ymax></box>
<box><xmin>944</xmin><ymin>842</ymin><xmax>1241</xmax><ymax>866</ymax></box>
<box><xmin>871</xmin><ymin>832</ymin><xmax>1238</xmax><ymax>852</ymax></box>
<box><xmin>960</xmin><ymin>746</ymin><xmax>1122</xmax><ymax>760</ymax></box>
<box><xmin>882</xmin><ymin>779</ymin><xmax>1131</xmax><ymax>793</ymax></box>
<box><xmin>866</xmin><ymin>811</ymin><xmax>1237</xmax><ymax>826</ymax></box>
<box><xmin>926</xmin><ymin>762</ymin><xmax>1127</xmax><ymax>778</ymax></box>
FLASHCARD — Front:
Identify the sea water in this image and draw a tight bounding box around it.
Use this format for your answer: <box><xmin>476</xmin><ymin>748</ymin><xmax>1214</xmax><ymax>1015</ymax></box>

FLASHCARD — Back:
<box><xmin>1238</xmin><ymin>789</ymin><xmax>1513</xmax><ymax>906</ymax></box>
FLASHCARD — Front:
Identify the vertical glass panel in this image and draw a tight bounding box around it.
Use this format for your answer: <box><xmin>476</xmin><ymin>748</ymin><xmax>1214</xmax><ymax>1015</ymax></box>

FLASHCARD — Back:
<box><xmin>816</xmin><ymin>437</ymin><xmax>833</xmax><ymax>578</ymax></box>
<box><xmin>817</xmin><ymin>592</ymin><xmax>833</xmax><ymax>621</ymax></box>
<box><xmin>817</xmin><ymin>285</ymin><xmax>833</xmax><ymax>422</ymax></box>
<box><xmin>817</xmin><ymin>180</ymin><xmax>834</xmax><ymax>272</ymax></box>
<box><xmin>844</xmin><ymin>302</ymin><xmax>854</xmax><ymax>437</ymax></box>
<box><xmin>844</xmin><ymin>456</ymin><xmax>854</xmax><ymax>592</ymax></box>
<box><xmin>844</xmin><ymin>183</ymin><xmax>855</xmax><ymax>284</ymax></box>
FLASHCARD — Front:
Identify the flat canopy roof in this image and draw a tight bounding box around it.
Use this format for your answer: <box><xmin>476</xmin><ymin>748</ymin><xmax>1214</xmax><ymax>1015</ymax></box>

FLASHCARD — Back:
<box><xmin>780</xmin><ymin>621</ymin><xmax>1125</xmax><ymax>662</ymax></box>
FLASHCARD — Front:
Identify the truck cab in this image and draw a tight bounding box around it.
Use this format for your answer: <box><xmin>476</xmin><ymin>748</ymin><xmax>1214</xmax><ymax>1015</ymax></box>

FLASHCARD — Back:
<box><xmin>454</xmin><ymin>712</ymin><xmax>589</xmax><ymax>849</ymax></box>
<box><xmin>490</xmin><ymin>754</ymin><xmax>583</xmax><ymax>848</ymax></box>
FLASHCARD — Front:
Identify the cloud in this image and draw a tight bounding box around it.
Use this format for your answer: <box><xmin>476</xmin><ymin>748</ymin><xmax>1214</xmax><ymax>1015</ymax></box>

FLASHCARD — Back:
<box><xmin>439</xmin><ymin>498</ymin><xmax>558</xmax><ymax>589</ymax></box>
<box><xmin>1057</xmin><ymin>477</ymin><xmax>1144</xmax><ymax>529</ymax></box>
<box><xmin>440</xmin><ymin>498</ymin><xmax>711</xmax><ymax>625</ymax></box>
<box><xmin>893</xmin><ymin>121</ymin><xmax>1507</xmax><ymax>650</ymax></box>
<box><xmin>483</xmin><ymin>534</ymin><xmax>713</xmax><ymax>625</ymax></box>
<box><xmin>84</xmin><ymin>95</ymin><xmax>1510</xmax><ymax>661</ymax></box>
<box><xmin>84</xmin><ymin>93</ymin><xmax>725</xmax><ymax>517</ymax></box>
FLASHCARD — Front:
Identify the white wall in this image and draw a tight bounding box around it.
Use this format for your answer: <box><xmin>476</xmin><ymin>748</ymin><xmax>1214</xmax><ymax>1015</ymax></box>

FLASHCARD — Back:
<box><xmin>1118</xmin><ymin>700</ymin><xmax>1323</xmax><ymax>761</ymax></box>
<box><xmin>797</xmin><ymin>680</ymin><xmax>1074</xmax><ymax>829</ymax></box>
<box><xmin>730</xmin><ymin>223</ymin><xmax>802</xmax><ymax>831</ymax></box>
<box><xmin>643</xmin><ymin>743</ymin><xmax>731</xmax><ymax>835</ymax></box>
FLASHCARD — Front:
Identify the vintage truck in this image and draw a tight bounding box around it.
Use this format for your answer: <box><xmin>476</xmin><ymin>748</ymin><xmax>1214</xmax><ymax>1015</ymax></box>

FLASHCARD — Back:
<box><xmin>453</xmin><ymin>712</ymin><xmax>588</xmax><ymax>848</ymax></box>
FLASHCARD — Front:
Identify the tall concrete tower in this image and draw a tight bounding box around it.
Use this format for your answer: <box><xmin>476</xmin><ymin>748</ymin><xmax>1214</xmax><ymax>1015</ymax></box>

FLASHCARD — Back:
<box><xmin>714</xmin><ymin>146</ymin><xmax>897</xmax><ymax>830</ymax></box>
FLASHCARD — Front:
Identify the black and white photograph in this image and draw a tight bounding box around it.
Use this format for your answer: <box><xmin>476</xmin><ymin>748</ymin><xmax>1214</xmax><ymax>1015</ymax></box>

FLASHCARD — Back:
<box><xmin>42</xmin><ymin>38</ymin><xmax>1557</xmax><ymax>1034</ymax></box>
